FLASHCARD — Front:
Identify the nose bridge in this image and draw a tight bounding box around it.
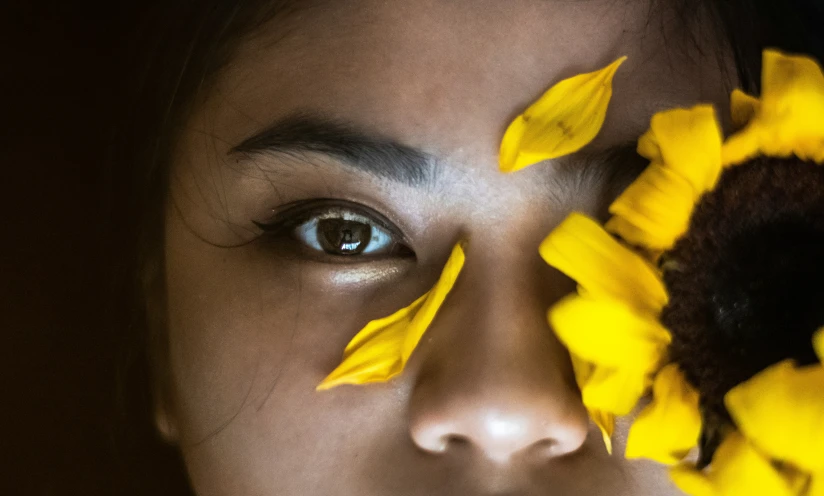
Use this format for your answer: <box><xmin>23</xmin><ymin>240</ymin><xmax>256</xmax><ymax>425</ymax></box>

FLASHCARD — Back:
<box><xmin>408</xmin><ymin>247</ymin><xmax>588</xmax><ymax>462</ymax></box>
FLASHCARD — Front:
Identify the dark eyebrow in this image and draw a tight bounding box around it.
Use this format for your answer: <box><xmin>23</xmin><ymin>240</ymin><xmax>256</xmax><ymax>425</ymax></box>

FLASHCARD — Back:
<box><xmin>229</xmin><ymin>113</ymin><xmax>437</xmax><ymax>186</ymax></box>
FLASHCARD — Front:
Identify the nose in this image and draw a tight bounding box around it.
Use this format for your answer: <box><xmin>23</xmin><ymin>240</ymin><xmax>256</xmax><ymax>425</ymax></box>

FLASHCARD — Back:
<box><xmin>407</xmin><ymin>251</ymin><xmax>589</xmax><ymax>464</ymax></box>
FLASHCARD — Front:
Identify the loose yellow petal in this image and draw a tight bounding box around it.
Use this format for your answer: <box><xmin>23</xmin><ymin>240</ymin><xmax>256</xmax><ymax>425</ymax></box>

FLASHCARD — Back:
<box><xmin>636</xmin><ymin>105</ymin><xmax>723</xmax><ymax>195</ymax></box>
<box><xmin>724</xmin><ymin>359</ymin><xmax>824</xmax><ymax>472</ymax></box>
<box><xmin>815</xmin><ymin>327</ymin><xmax>824</xmax><ymax>363</ymax></box>
<box><xmin>549</xmin><ymin>294</ymin><xmax>671</xmax><ymax>371</ymax></box>
<box><xmin>540</xmin><ymin>213</ymin><xmax>668</xmax><ymax>315</ymax></box>
<box><xmin>625</xmin><ymin>364</ymin><xmax>702</xmax><ymax>465</ymax></box>
<box><xmin>670</xmin><ymin>432</ymin><xmax>795</xmax><ymax>496</ymax></box>
<box><xmin>499</xmin><ymin>56</ymin><xmax>627</xmax><ymax>172</ymax></box>
<box><xmin>606</xmin><ymin>162</ymin><xmax>698</xmax><ymax>251</ymax></box>
<box><xmin>317</xmin><ymin>243</ymin><xmax>465</xmax><ymax>390</ymax></box>
<box><xmin>723</xmin><ymin>49</ymin><xmax>824</xmax><ymax>166</ymax></box>
<box><xmin>581</xmin><ymin>366</ymin><xmax>651</xmax><ymax>416</ymax></box>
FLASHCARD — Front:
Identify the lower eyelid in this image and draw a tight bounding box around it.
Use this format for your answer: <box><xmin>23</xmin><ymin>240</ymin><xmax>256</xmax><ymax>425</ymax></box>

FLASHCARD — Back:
<box><xmin>329</xmin><ymin>262</ymin><xmax>407</xmax><ymax>286</ymax></box>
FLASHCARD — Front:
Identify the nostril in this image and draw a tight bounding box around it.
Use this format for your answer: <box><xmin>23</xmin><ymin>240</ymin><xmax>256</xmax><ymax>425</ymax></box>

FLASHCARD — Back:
<box><xmin>410</xmin><ymin>419</ymin><xmax>455</xmax><ymax>454</ymax></box>
<box><xmin>527</xmin><ymin>438</ymin><xmax>559</xmax><ymax>460</ymax></box>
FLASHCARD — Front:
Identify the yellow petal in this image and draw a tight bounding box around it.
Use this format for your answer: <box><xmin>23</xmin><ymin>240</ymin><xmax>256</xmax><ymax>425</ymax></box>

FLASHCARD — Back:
<box><xmin>499</xmin><ymin>56</ymin><xmax>627</xmax><ymax>172</ymax></box>
<box><xmin>730</xmin><ymin>89</ymin><xmax>760</xmax><ymax>128</ymax></box>
<box><xmin>636</xmin><ymin>105</ymin><xmax>723</xmax><ymax>194</ymax></box>
<box><xmin>569</xmin><ymin>354</ymin><xmax>616</xmax><ymax>454</ymax></box>
<box><xmin>581</xmin><ymin>366</ymin><xmax>651</xmax><ymax>416</ymax></box>
<box><xmin>540</xmin><ymin>213</ymin><xmax>668</xmax><ymax>315</ymax></box>
<box><xmin>569</xmin><ymin>352</ymin><xmax>594</xmax><ymax>389</ymax></box>
<box><xmin>810</xmin><ymin>475</ymin><xmax>824</xmax><ymax>496</ymax></box>
<box><xmin>549</xmin><ymin>294</ymin><xmax>671</xmax><ymax>371</ymax></box>
<box><xmin>569</xmin><ymin>354</ymin><xmax>615</xmax><ymax>454</ymax></box>
<box><xmin>606</xmin><ymin>162</ymin><xmax>698</xmax><ymax>251</ymax></box>
<box><xmin>723</xmin><ymin>49</ymin><xmax>824</xmax><ymax>166</ymax></box>
<box><xmin>625</xmin><ymin>364</ymin><xmax>702</xmax><ymax>465</ymax></box>
<box><xmin>636</xmin><ymin>127</ymin><xmax>662</xmax><ymax>163</ymax></box>
<box><xmin>317</xmin><ymin>243</ymin><xmax>465</xmax><ymax>390</ymax></box>
<box><xmin>724</xmin><ymin>359</ymin><xmax>824</xmax><ymax>472</ymax></box>
<box><xmin>669</xmin><ymin>464</ymin><xmax>715</xmax><ymax>496</ymax></box>
<box><xmin>591</xmin><ymin>408</ymin><xmax>616</xmax><ymax>455</ymax></box>
<box><xmin>783</xmin><ymin>468</ymin><xmax>814</xmax><ymax>495</ymax></box>
<box><xmin>670</xmin><ymin>432</ymin><xmax>795</xmax><ymax>496</ymax></box>
<box><xmin>815</xmin><ymin>327</ymin><xmax>824</xmax><ymax>363</ymax></box>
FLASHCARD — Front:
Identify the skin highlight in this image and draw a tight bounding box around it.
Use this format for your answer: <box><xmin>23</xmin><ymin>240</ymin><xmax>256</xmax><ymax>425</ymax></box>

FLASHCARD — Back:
<box><xmin>158</xmin><ymin>1</ymin><xmax>735</xmax><ymax>494</ymax></box>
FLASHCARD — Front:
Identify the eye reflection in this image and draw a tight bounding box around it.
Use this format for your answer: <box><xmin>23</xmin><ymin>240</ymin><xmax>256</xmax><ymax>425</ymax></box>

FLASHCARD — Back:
<box><xmin>295</xmin><ymin>211</ymin><xmax>396</xmax><ymax>256</ymax></box>
<box><xmin>256</xmin><ymin>200</ymin><xmax>415</xmax><ymax>261</ymax></box>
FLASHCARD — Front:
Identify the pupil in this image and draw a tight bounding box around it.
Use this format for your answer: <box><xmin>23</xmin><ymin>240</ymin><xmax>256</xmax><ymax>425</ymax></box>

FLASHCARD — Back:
<box><xmin>318</xmin><ymin>219</ymin><xmax>372</xmax><ymax>255</ymax></box>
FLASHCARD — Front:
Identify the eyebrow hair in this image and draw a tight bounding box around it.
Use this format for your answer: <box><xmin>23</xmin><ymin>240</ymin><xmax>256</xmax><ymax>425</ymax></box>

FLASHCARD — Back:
<box><xmin>230</xmin><ymin>113</ymin><xmax>437</xmax><ymax>186</ymax></box>
<box><xmin>558</xmin><ymin>141</ymin><xmax>649</xmax><ymax>211</ymax></box>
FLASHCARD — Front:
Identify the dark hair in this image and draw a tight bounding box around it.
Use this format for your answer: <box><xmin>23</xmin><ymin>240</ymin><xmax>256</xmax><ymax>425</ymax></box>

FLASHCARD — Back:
<box><xmin>107</xmin><ymin>0</ymin><xmax>824</xmax><ymax>492</ymax></box>
<box><xmin>109</xmin><ymin>2</ymin><xmax>287</xmax><ymax>493</ymax></box>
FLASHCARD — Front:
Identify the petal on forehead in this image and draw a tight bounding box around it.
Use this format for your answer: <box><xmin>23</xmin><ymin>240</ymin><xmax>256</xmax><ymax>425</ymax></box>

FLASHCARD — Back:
<box><xmin>499</xmin><ymin>56</ymin><xmax>626</xmax><ymax>173</ymax></box>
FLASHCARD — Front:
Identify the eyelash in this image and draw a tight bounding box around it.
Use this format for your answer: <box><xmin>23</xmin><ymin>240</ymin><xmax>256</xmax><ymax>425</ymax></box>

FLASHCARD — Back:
<box><xmin>254</xmin><ymin>199</ymin><xmax>414</xmax><ymax>262</ymax></box>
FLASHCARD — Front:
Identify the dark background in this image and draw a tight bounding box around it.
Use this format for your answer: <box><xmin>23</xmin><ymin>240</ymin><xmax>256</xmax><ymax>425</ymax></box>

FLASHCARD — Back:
<box><xmin>3</xmin><ymin>2</ymin><xmax>152</xmax><ymax>494</ymax></box>
<box><xmin>5</xmin><ymin>1</ymin><xmax>824</xmax><ymax>494</ymax></box>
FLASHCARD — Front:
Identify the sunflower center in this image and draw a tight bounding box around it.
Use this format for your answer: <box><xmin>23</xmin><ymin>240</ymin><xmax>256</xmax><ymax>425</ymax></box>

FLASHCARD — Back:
<box><xmin>711</xmin><ymin>220</ymin><xmax>824</xmax><ymax>352</ymax></box>
<box><xmin>661</xmin><ymin>157</ymin><xmax>824</xmax><ymax>416</ymax></box>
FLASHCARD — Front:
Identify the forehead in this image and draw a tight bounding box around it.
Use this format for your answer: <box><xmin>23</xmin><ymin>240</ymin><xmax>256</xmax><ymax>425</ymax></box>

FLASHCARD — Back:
<box><xmin>187</xmin><ymin>0</ymin><xmax>730</xmax><ymax>166</ymax></box>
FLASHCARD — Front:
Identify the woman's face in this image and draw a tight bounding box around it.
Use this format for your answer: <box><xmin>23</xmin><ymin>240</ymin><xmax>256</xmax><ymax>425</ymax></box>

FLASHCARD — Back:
<box><xmin>162</xmin><ymin>1</ymin><xmax>732</xmax><ymax>494</ymax></box>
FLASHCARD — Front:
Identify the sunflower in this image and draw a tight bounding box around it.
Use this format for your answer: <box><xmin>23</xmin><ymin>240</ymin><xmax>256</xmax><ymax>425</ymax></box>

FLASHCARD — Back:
<box><xmin>542</xmin><ymin>49</ymin><xmax>824</xmax><ymax>495</ymax></box>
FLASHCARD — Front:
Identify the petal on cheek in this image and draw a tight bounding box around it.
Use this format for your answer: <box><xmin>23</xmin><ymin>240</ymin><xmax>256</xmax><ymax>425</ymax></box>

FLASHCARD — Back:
<box><xmin>316</xmin><ymin>243</ymin><xmax>465</xmax><ymax>390</ymax></box>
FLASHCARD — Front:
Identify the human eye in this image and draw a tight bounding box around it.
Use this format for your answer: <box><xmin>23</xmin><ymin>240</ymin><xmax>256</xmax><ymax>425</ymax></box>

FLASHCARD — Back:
<box><xmin>255</xmin><ymin>199</ymin><xmax>414</xmax><ymax>261</ymax></box>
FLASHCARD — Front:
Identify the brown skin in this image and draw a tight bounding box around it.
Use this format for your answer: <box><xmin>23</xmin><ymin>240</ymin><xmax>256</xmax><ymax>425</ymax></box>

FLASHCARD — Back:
<box><xmin>159</xmin><ymin>1</ymin><xmax>734</xmax><ymax>494</ymax></box>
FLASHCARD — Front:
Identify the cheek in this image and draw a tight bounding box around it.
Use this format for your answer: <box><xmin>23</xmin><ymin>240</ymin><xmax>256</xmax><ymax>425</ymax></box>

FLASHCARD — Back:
<box><xmin>164</xmin><ymin>218</ymin><xmax>363</xmax><ymax>439</ymax></box>
<box><xmin>162</xmin><ymin>207</ymin><xmax>421</xmax><ymax>481</ymax></box>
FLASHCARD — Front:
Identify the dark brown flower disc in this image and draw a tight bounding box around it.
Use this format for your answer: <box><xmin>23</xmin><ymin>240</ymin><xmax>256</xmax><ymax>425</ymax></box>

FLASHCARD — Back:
<box><xmin>658</xmin><ymin>156</ymin><xmax>824</xmax><ymax>459</ymax></box>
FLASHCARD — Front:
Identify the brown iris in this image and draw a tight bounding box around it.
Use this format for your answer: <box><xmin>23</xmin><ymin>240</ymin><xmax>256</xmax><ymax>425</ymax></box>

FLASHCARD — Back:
<box><xmin>316</xmin><ymin>218</ymin><xmax>373</xmax><ymax>255</ymax></box>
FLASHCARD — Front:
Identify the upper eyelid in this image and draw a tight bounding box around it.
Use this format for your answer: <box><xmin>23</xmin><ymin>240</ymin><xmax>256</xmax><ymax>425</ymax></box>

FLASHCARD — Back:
<box><xmin>255</xmin><ymin>199</ymin><xmax>408</xmax><ymax>241</ymax></box>
<box><xmin>309</xmin><ymin>208</ymin><xmax>380</xmax><ymax>224</ymax></box>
